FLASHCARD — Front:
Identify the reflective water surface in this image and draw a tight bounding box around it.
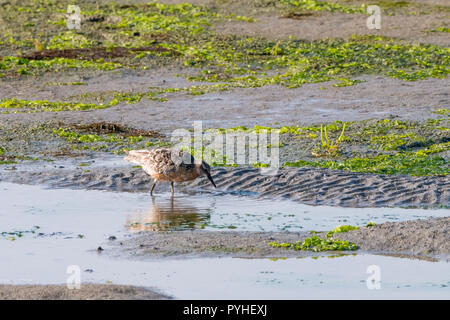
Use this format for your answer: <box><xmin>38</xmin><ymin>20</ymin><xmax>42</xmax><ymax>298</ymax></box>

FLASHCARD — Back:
<box><xmin>0</xmin><ymin>182</ymin><xmax>449</xmax><ymax>299</ymax></box>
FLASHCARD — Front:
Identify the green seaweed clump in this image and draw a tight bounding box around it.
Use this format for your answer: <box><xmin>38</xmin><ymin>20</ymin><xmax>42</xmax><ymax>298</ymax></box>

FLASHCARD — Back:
<box><xmin>285</xmin><ymin>150</ymin><xmax>448</xmax><ymax>176</ymax></box>
<box><xmin>281</xmin><ymin>0</ymin><xmax>366</xmax><ymax>14</ymax></box>
<box><xmin>330</xmin><ymin>225</ymin><xmax>359</xmax><ymax>233</ymax></box>
<box><xmin>1</xmin><ymin>226</ymin><xmax>40</xmax><ymax>241</ymax></box>
<box><xmin>0</xmin><ymin>98</ymin><xmax>106</xmax><ymax>113</ymax></box>
<box><xmin>269</xmin><ymin>236</ymin><xmax>358</xmax><ymax>252</ymax></box>
<box><xmin>0</xmin><ymin>56</ymin><xmax>122</xmax><ymax>77</ymax></box>
<box><xmin>430</xmin><ymin>27</ymin><xmax>450</xmax><ymax>33</ymax></box>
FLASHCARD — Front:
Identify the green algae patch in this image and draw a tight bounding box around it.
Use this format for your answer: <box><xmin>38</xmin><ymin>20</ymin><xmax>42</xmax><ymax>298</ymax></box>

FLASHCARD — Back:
<box><xmin>0</xmin><ymin>1</ymin><xmax>253</xmax><ymax>76</ymax></box>
<box><xmin>415</xmin><ymin>142</ymin><xmax>450</xmax><ymax>156</ymax></box>
<box><xmin>0</xmin><ymin>159</ymin><xmax>16</xmax><ymax>165</ymax></box>
<box><xmin>0</xmin><ymin>146</ymin><xmax>16</xmax><ymax>165</ymax></box>
<box><xmin>52</xmin><ymin>127</ymin><xmax>171</xmax><ymax>155</ymax></box>
<box><xmin>179</xmin><ymin>35</ymin><xmax>449</xmax><ymax>91</ymax></box>
<box><xmin>0</xmin><ymin>56</ymin><xmax>123</xmax><ymax>77</ymax></box>
<box><xmin>282</xmin><ymin>116</ymin><xmax>449</xmax><ymax>177</ymax></box>
<box><xmin>204</xmin><ymin>123</ymin><xmax>342</xmax><ymax>135</ymax></box>
<box><xmin>0</xmin><ymin>90</ymin><xmax>168</xmax><ymax>113</ymax></box>
<box><xmin>0</xmin><ymin>98</ymin><xmax>107</xmax><ymax>113</ymax></box>
<box><xmin>199</xmin><ymin>117</ymin><xmax>448</xmax><ymax>176</ymax></box>
<box><xmin>1</xmin><ymin>0</ymin><xmax>448</xmax><ymax>85</ymax></box>
<box><xmin>269</xmin><ymin>236</ymin><xmax>358</xmax><ymax>252</ymax></box>
<box><xmin>1</xmin><ymin>226</ymin><xmax>40</xmax><ymax>241</ymax></box>
<box><xmin>284</xmin><ymin>152</ymin><xmax>448</xmax><ymax>176</ymax></box>
<box><xmin>326</xmin><ymin>225</ymin><xmax>359</xmax><ymax>238</ymax></box>
<box><xmin>430</xmin><ymin>27</ymin><xmax>450</xmax><ymax>33</ymax></box>
<box><xmin>370</xmin><ymin>133</ymin><xmax>424</xmax><ymax>151</ymax></box>
<box><xmin>280</xmin><ymin>0</ymin><xmax>447</xmax><ymax>16</ymax></box>
<box><xmin>281</xmin><ymin>0</ymin><xmax>367</xmax><ymax>14</ymax></box>
<box><xmin>331</xmin><ymin>225</ymin><xmax>360</xmax><ymax>233</ymax></box>
<box><xmin>269</xmin><ymin>224</ymin><xmax>363</xmax><ymax>252</ymax></box>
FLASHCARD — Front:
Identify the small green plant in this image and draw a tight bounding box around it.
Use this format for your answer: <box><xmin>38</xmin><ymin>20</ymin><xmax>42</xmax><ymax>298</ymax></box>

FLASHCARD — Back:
<box><xmin>312</xmin><ymin>123</ymin><xmax>347</xmax><ymax>157</ymax></box>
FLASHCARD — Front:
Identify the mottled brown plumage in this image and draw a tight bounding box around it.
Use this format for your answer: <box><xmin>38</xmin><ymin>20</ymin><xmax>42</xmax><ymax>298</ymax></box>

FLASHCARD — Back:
<box><xmin>124</xmin><ymin>147</ymin><xmax>216</xmax><ymax>195</ymax></box>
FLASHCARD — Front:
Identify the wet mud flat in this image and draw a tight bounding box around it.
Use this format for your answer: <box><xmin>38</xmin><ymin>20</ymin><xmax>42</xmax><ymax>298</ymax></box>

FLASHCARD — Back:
<box><xmin>108</xmin><ymin>217</ymin><xmax>450</xmax><ymax>261</ymax></box>
<box><xmin>109</xmin><ymin>230</ymin><xmax>317</xmax><ymax>259</ymax></box>
<box><xmin>1</xmin><ymin>75</ymin><xmax>449</xmax><ymax>133</ymax></box>
<box><xmin>334</xmin><ymin>216</ymin><xmax>450</xmax><ymax>259</ymax></box>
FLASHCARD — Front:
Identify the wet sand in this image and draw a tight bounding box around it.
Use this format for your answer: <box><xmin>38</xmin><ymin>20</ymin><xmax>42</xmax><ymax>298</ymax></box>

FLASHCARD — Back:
<box><xmin>1</xmin><ymin>165</ymin><xmax>448</xmax><ymax>208</ymax></box>
<box><xmin>108</xmin><ymin>217</ymin><xmax>450</xmax><ymax>261</ymax></box>
<box><xmin>335</xmin><ymin>216</ymin><xmax>450</xmax><ymax>259</ymax></box>
<box><xmin>110</xmin><ymin>230</ymin><xmax>315</xmax><ymax>259</ymax></box>
<box><xmin>1</xmin><ymin>74</ymin><xmax>449</xmax><ymax>133</ymax></box>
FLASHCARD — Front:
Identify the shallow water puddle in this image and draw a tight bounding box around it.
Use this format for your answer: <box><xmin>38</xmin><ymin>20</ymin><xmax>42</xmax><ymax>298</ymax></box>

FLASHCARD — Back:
<box><xmin>1</xmin><ymin>182</ymin><xmax>448</xmax><ymax>235</ymax></box>
<box><xmin>0</xmin><ymin>246</ymin><xmax>448</xmax><ymax>299</ymax></box>
<box><xmin>0</xmin><ymin>182</ymin><xmax>449</xmax><ymax>299</ymax></box>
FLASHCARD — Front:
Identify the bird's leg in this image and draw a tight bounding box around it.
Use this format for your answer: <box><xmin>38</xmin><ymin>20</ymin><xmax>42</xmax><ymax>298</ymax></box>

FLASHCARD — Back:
<box><xmin>170</xmin><ymin>182</ymin><xmax>174</xmax><ymax>195</ymax></box>
<box><xmin>150</xmin><ymin>181</ymin><xmax>156</xmax><ymax>196</ymax></box>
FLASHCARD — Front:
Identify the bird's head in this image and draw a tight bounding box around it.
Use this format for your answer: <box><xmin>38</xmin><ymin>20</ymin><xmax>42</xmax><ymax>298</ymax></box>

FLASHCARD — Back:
<box><xmin>197</xmin><ymin>161</ymin><xmax>216</xmax><ymax>188</ymax></box>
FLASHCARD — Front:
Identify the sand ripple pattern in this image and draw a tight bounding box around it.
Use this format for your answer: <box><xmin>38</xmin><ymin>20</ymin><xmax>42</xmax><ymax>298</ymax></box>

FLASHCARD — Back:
<box><xmin>1</xmin><ymin>166</ymin><xmax>448</xmax><ymax>208</ymax></box>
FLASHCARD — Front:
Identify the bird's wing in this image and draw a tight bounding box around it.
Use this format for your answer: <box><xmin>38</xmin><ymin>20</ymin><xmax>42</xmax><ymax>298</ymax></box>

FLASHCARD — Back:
<box><xmin>124</xmin><ymin>149</ymin><xmax>153</xmax><ymax>166</ymax></box>
<box><xmin>125</xmin><ymin>148</ymin><xmax>197</xmax><ymax>176</ymax></box>
<box><xmin>124</xmin><ymin>148</ymin><xmax>175</xmax><ymax>175</ymax></box>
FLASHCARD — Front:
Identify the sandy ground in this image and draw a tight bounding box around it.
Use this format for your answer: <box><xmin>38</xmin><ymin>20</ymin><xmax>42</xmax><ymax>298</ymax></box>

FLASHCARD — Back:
<box><xmin>1</xmin><ymin>166</ymin><xmax>448</xmax><ymax>208</ymax></box>
<box><xmin>107</xmin><ymin>217</ymin><xmax>450</xmax><ymax>260</ymax></box>
<box><xmin>214</xmin><ymin>13</ymin><xmax>450</xmax><ymax>47</ymax></box>
<box><xmin>0</xmin><ymin>284</ymin><xmax>169</xmax><ymax>300</ymax></box>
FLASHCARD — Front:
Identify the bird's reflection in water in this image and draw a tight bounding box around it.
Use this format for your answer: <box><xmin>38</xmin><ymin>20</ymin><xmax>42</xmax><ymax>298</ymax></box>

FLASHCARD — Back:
<box><xmin>127</xmin><ymin>196</ymin><xmax>212</xmax><ymax>232</ymax></box>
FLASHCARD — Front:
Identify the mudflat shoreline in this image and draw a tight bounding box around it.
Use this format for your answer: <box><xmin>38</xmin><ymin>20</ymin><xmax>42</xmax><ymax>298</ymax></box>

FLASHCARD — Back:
<box><xmin>105</xmin><ymin>217</ymin><xmax>450</xmax><ymax>261</ymax></box>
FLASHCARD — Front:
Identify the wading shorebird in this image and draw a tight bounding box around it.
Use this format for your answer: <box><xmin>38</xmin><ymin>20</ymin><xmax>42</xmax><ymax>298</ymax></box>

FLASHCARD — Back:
<box><xmin>124</xmin><ymin>148</ymin><xmax>216</xmax><ymax>196</ymax></box>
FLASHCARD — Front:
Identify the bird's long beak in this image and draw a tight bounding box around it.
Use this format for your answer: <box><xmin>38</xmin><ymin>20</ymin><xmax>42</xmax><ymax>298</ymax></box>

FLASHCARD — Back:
<box><xmin>206</xmin><ymin>172</ymin><xmax>217</xmax><ymax>188</ymax></box>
